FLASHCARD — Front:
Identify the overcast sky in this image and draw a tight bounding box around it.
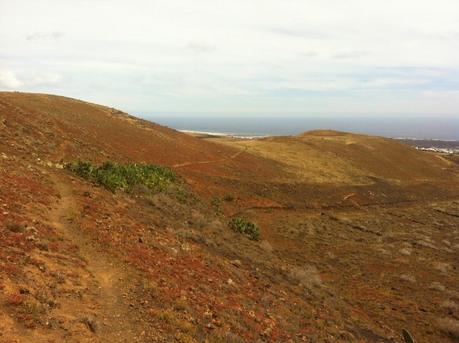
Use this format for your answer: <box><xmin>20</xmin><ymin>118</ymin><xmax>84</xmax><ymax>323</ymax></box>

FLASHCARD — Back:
<box><xmin>1</xmin><ymin>0</ymin><xmax>459</xmax><ymax>117</ymax></box>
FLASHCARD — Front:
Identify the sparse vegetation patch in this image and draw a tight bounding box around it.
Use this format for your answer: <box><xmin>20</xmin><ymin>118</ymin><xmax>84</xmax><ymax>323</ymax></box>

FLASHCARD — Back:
<box><xmin>229</xmin><ymin>217</ymin><xmax>260</xmax><ymax>241</ymax></box>
<box><xmin>66</xmin><ymin>160</ymin><xmax>177</xmax><ymax>192</ymax></box>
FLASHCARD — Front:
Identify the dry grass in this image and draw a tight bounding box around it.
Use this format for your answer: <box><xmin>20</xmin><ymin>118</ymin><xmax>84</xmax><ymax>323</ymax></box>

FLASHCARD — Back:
<box><xmin>213</xmin><ymin>137</ymin><xmax>365</xmax><ymax>184</ymax></box>
<box><xmin>433</xmin><ymin>262</ymin><xmax>452</xmax><ymax>274</ymax></box>
<box><xmin>189</xmin><ymin>210</ymin><xmax>208</xmax><ymax>228</ymax></box>
<box><xmin>416</xmin><ymin>239</ymin><xmax>437</xmax><ymax>249</ymax></box>
<box><xmin>206</xmin><ymin>332</ymin><xmax>246</xmax><ymax>343</ymax></box>
<box><xmin>290</xmin><ymin>265</ymin><xmax>322</xmax><ymax>289</ymax></box>
<box><xmin>437</xmin><ymin>318</ymin><xmax>459</xmax><ymax>338</ymax></box>
<box><xmin>259</xmin><ymin>240</ymin><xmax>273</xmax><ymax>253</ymax></box>
<box><xmin>399</xmin><ymin>274</ymin><xmax>416</xmax><ymax>283</ymax></box>
<box><xmin>399</xmin><ymin>248</ymin><xmax>412</xmax><ymax>256</ymax></box>
<box><xmin>441</xmin><ymin>300</ymin><xmax>458</xmax><ymax>311</ymax></box>
<box><xmin>2</xmin><ymin>92</ymin><xmax>459</xmax><ymax>342</ymax></box>
<box><xmin>212</xmin><ymin>130</ymin><xmax>453</xmax><ymax>185</ymax></box>
<box><xmin>429</xmin><ymin>282</ymin><xmax>446</xmax><ymax>292</ymax></box>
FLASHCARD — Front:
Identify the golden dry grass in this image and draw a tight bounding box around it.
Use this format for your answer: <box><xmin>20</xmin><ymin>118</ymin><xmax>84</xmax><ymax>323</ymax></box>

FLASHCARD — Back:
<box><xmin>211</xmin><ymin>130</ymin><xmax>456</xmax><ymax>185</ymax></box>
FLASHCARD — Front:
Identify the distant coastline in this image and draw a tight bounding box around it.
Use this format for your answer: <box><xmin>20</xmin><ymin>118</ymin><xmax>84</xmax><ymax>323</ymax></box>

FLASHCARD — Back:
<box><xmin>148</xmin><ymin>115</ymin><xmax>459</xmax><ymax>141</ymax></box>
<box><xmin>179</xmin><ymin>129</ymin><xmax>459</xmax><ymax>153</ymax></box>
<box><xmin>178</xmin><ymin>129</ymin><xmax>266</xmax><ymax>140</ymax></box>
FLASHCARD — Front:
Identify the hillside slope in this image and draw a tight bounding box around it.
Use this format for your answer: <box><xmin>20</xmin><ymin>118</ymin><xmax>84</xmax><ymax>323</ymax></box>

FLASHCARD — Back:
<box><xmin>0</xmin><ymin>92</ymin><xmax>280</xmax><ymax>179</ymax></box>
<box><xmin>2</xmin><ymin>92</ymin><xmax>457</xmax><ymax>209</ymax></box>
<box><xmin>1</xmin><ymin>93</ymin><xmax>458</xmax><ymax>343</ymax></box>
<box><xmin>212</xmin><ymin>129</ymin><xmax>456</xmax><ymax>185</ymax></box>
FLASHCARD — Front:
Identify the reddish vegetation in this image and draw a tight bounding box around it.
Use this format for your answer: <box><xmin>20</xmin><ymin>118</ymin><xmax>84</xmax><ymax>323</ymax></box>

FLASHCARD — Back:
<box><xmin>6</xmin><ymin>294</ymin><xmax>25</xmax><ymax>307</ymax></box>
<box><xmin>0</xmin><ymin>92</ymin><xmax>458</xmax><ymax>342</ymax></box>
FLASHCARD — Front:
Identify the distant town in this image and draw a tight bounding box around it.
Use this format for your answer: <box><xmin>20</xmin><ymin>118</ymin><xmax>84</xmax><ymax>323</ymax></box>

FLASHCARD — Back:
<box><xmin>396</xmin><ymin>138</ymin><xmax>459</xmax><ymax>154</ymax></box>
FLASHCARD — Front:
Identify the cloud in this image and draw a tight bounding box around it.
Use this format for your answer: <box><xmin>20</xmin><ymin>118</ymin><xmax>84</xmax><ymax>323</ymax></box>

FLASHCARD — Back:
<box><xmin>28</xmin><ymin>73</ymin><xmax>62</xmax><ymax>87</ymax></box>
<box><xmin>26</xmin><ymin>31</ymin><xmax>63</xmax><ymax>41</ymax></box>
<box><xmin>0</xmin><ymin>70</ymin><xmax>61</xmax><ymax>90</ymax></box>
<box><xmin>267</xmin><ymin>27</ymin><xmax>329</xmax><ymax>40</ymax></box>
<box><xmin>0</xmin><ymin>0</ymin><xmax>458</xmax><ymax>116</ymax></box>
<box><xmin>302</xmin><ymin>51</ymin><xmax>318</xmax><ymax>58</ymax></box>
<box><xmin>186</xmin><ymin>42</ymin><xmax>216</xmax><ymax>54</ymax></box>
<box><xmin>332</xmin><ymin>51</ymin><xmax>370</xmax><ymax>60</ymax></box>
<box><xmin>0</xmin><ymin>70</ymin><xmax>23</xmax><ymax>89</ymax></box>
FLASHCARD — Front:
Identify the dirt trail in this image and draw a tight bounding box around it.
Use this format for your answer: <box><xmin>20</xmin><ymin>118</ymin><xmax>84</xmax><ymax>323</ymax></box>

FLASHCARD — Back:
<box><xmin>48</xmin><ymin>173</ymin><xmax>144</xmax><ymax>342</ymax></box>
<box><xmin>172</xmin><ymin>146</ymin><xmax>247</xmax><ymax>168</ymax></box>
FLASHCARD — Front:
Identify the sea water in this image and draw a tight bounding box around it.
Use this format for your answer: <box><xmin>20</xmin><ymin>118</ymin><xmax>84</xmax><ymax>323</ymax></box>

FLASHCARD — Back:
<box><xmin>141</xmin><ymin>115</ymin><xmax>459</xmax><ymax>141</ymax></box>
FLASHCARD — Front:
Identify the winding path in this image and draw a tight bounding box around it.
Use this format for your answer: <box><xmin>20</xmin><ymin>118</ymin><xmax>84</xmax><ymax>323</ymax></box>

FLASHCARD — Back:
<box><xmin>48</xmin><ymin>174</ymin><xmax>144</xmax><ymax>342</ymax></box>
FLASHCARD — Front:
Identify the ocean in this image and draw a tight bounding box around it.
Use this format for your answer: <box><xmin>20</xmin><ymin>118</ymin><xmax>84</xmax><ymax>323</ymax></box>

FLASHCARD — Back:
<box><xmin>141</xmin><ymin>115</ymin><xmax>459</xmax><ymax>141</ymax></box>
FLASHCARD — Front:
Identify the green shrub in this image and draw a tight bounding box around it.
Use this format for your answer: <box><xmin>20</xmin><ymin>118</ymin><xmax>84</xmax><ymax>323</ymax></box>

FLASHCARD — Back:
<box><xmin>66</xmin><ymin>160</ymin><xmax>177</xmax><ymax>192</ymax></box>
<box><xmin>210</xmin><ymin>196</ymin><xmax>221</xmax><ymax>214</ymax></box>
<box><xmin>229</xmin><ymin>217</ymin><xmax>260</xmax><ymax>241</ymax></box>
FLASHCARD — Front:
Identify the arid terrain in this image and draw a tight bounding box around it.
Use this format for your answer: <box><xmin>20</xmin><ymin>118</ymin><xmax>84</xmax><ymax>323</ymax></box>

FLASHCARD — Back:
<box><xmin>1</xmin><ymin>92</ymin><xmax>458</xmax><ymax>343</ymax></box>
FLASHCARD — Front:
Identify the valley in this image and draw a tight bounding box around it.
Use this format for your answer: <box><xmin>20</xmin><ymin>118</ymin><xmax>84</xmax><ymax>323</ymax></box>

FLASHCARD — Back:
<box><xmin>0</xmin><ymin>92</ymin><xmax>458</xmax><ymax>342</ymax></box>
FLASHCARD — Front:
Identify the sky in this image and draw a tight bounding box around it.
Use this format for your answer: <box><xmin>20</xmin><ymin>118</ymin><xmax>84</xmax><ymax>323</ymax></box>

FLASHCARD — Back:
<box><xmin>1</xmin><ymin>0</ymin><xmax>459</xmax><ymax>118</ymax></box>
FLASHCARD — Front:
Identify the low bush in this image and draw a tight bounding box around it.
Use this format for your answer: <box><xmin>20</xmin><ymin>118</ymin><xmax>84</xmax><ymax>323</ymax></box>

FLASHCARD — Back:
<box><xmin>223</xmin><ymin>194</ymin><xmax>234</xmax><ymax>202</ymax></box>
<box><xmin>6</xmin><ymin>223</ymin><xmax>25</xmax><ymax>233</ymax></box>
<box><xmin>229</xmin><ymin>217</ymin><xmax>260</xmax><ymax>241</ymax></box>
<box><xmin>210</xmin><ymin>197</ymin><xmax>221</xmax><ymax>214</ymax></box>
<box><xmin>66</xmin><ymin>160</ymin><xmax>177</xmax><ymax>192</ymax></box>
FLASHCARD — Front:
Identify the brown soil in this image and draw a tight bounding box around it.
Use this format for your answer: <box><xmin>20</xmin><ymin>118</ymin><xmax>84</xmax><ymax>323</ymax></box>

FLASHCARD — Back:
<box><xmin>48</xmin><ymin>174</ymin><xmax>145</xmax><ymax>342</ymax></box>
<box><xmin>1</xmin><ymin>92</ymin><xmax>458</xmax><ymax>342</ymax></box>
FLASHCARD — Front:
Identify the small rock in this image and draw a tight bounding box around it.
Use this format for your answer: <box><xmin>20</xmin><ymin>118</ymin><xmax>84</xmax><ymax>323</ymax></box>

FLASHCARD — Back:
<box><xmin>25</xmin><ymin>226</ymin><xmax>38</xmax><ymax>234</ymax></box>
<box><xmin>433</xmin><ymin>262</ymin><xmax>452</xmax><ymax>274</ymax></box>
<box><xmin>180</xmin><ymin>243</ymin><xmax>191</xmax><ymax>252</ymax></box>
<box><xmin>429</xmin><ymin>282</ymin><xmax>446</xmax><ymax>292</ymax></box>
<box><xmin>399</xmin><ymin>248</ymin><xmax>412</xmax><ymax>256</ymax></box>
<box><xmin>231</xmin><ymin>259</ymin><xmax>242</xmax><ymax>267</ymax></box>
<box><xmin>26</xmin><ymin>235</ymin><xmax>37</xmax><ymax>242</ymax></box>
<box><xmin>399</xmin><ymin>274</ymin><xmax>416</xmax><ymax>283</ymax></box>
<box><xmin>82</xmin><ymin>316</ymin><xmax>98</xmax><ymax>333</ymax></box>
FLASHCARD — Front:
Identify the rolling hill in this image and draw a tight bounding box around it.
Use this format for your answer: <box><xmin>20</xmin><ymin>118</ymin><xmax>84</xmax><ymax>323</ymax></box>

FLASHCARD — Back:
<box><xmin>1</xmin><ymin>92</ymin><xmax>458</xmax><ymax>342</ymax></box>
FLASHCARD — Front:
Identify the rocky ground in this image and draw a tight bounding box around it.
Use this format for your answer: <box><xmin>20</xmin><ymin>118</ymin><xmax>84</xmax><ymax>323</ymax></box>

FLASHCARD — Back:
<box><xmin>1</xmin><ymin>92</ymin><xmax>458</xmax><ymax>342</ymax></box>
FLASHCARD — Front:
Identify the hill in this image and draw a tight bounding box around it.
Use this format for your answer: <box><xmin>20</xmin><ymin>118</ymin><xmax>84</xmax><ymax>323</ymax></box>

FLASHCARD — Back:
<box><xmin>0</xmin><ymin>92</ymin><xmax>278</xmax><ymax>176</ymax></box>
<box><xmin>1</xmin><ymin>92</ymin><xmax>458</xmax><ymax>342</ymax></box>
<box><xmin>211</xmin><ymin>129</ymin><xmax>456</xmax><ymax>184</ymax></box>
